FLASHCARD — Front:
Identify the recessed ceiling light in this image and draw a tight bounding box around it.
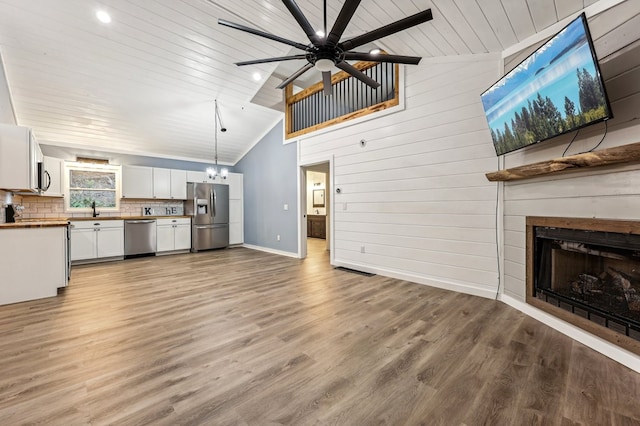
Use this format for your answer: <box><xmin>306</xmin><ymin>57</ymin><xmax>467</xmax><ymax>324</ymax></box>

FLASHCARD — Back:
<box><xmin>369</xmin><ymin>48</ymin><xmax>381</xmax><ymax>55</ymax></box>
<box><xmin>252</xmin><ymin>72</ymin><xmax>261</xmax><ymax>81</ymax></box>
<box><xmin>96</xmin><ymin>10</ymin><xmax>111</xmax><ymax>24</ymax></box>
<box><xmin>316</xmin><ymin>30</ymin><xmax>325</xmax><ymax>38</ymax></box>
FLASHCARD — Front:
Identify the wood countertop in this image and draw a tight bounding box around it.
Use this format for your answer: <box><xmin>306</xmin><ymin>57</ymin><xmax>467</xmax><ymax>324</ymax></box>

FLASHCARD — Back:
<box><xmin>1</xmin><ymin>216</ymin><xmax>191</xmax><ymax>229</ymax></box>
<box><xmin>67</xmin><ymin>216</ymin><xmax>190</xmax><ymax>221</ymax></box>
<box><xmin>0</xmin><ymin>220</ymin><xmax>69</xmax><ymax>229</ymax></box>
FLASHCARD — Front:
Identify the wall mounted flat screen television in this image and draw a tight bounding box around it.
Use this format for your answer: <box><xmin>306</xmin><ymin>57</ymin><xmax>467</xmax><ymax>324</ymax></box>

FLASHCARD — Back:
<box><xmin>481</xmin><ymin>13</ymin><xmax>612</xmax><ymax>156</ymax></box>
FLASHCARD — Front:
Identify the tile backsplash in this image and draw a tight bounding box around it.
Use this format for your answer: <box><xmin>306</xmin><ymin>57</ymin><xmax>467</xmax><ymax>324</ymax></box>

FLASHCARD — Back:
<box><xmin>17</xmin><ymin>195</ymin><xmax>184</xmax><ymax>219</ymax></box>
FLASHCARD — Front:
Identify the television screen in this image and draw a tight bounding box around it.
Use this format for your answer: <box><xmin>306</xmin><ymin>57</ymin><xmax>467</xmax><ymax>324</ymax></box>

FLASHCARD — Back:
<box><xmin>481</xmin><ymin>13</ymin><xmax>612</xmax><ymax>156</ymax></box>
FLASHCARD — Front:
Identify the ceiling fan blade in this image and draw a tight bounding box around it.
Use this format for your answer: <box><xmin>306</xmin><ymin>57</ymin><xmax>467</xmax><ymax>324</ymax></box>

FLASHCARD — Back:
<box><xmin>343</xmin><ymin>52</ymin><xmax>422</xmax><ymax>65</ymax></box>
<box><xmin>282</xmin><ymin>0</ymin><xmax>319</xmax><ymax>43</ymax></box>
<box><xmin>276</xmin><ymin>63</ymin><xmax>314</xmax><ymax>89</ymax></box>
<box><xmin>340</xmin><ymin>9</ymin><xmax>433</xmax><ymax>51</ymax></box>
<box><xmin>219</xmin><ymin>18</ymin><xmax>309</xmax><ymax>51</ymax></box>
<box><xmin>336</xmin><ymin>62</ymin><xmax>380</xmax><ymax>89</ymax></box>
<box><xmin>327</xmin><ymin>0</ymin><xmax>361</xmax><ymax>45</ymax></box>
<box><xmin>322</xmin><ymin>71</ymin><xmax>332</xmax><ymax>96</ymax></box>
<box><xmin>235</xmin><ymin>55</ymin><xmax>307</xmax><ymax>66</ymax></box>
<box><xmin>323</xmin><ymin>0</ymin><xmax>327</xmax><ymax>38</ymax></box>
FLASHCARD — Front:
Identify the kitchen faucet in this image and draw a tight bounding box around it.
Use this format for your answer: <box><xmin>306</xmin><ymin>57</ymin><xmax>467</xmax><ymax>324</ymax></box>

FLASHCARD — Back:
<box><xmin>91</xmin><ymin>201</ymin><xmax>99</xmax><ymax>218</ymax></box>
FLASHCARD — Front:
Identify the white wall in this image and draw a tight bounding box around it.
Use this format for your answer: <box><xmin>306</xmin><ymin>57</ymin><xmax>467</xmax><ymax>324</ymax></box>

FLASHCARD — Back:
<box><xmin>299</xmin><ymin>53</ymin><xmax>502</xmax><ymax>298</ymax></box>
<box><xmin>502</xmin><ymin>2</ymin><xmax>640</xmax><ymax>302</ymax></box>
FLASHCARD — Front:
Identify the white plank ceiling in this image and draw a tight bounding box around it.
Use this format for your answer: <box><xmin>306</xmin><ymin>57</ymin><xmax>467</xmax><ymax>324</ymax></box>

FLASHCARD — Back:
<box><xmin>0</xmin><ymin>0</ymin><xmax>603</xmax><ymax>164</ymax></box>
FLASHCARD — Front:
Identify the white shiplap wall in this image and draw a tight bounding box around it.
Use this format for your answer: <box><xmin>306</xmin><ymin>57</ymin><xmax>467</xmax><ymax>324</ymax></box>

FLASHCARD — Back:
<box><xmin>299</xmin><ymin>54</ymin><xmax>502</xmax><ymax>298</ymax></box>
<box><xmin>502</xmin><ymin>1</ymin><xmax>640</xmax><ymax>302</ymax></box>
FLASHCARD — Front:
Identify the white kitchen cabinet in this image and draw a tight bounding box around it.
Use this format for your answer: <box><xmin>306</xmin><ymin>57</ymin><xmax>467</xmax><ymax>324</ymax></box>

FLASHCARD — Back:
<box><xmin>97</xmin><ymin>226</ymin><xmax>125</xmax><ymax>258</ymax></box>
<box><xmin>156</xmin><ymin>218</ymin><xmax>191</xmax><ymax>253</ymax></box>
<box><xmin>0</xmin><ymin>226</ymin><xmax>66</xmax><ymax>306</ymax></box>
<box><xmin>42</xmin><ymin>156</ymin><xmax>63</xmax><ymax>197</ymax></box>
<box><xmin>174</xmin><ymin>222</ymin><xmax>191</xmax><ymax>250</ymax></box>
<box><xmin>70</xmin><ymin>220</ymin><xmax>124</xmax><ymax>262</ymax></box>
<box><xmin>152</xmin><ymin>167</ymin><xmax>171</xmax><ymax>199</ymax></box>
<box><xmin>186</xmin><ymin>170</ymin><xmax>206</xmax><ymax>183</ymax></box>
<box><xmin>227</xmin><ymin>172</ymin><xmax>244</xmax><ymax>245</ymax></box>
<box><xmin>70</xmin><ymin>227</ymin><xmax>96</xmax><ymax>261</ymax></box>
<box><xmin>122</xmin><ymin>165</ymin><xmax>153</xmax><ymax>198</ymax></box>
<box><xmin>0</xmin><ymin>124</ymin><xmax>43</xmax><ymax>193</ymax></box>
<box><xmin>170</xmin><ymin>169</ymin><xmax>187</xmax><ymax>200</ymax></box>
<box><xmin>123</xmin><ymin>166</ymin><xmax>187</xmax><ymax>200</ymax></box>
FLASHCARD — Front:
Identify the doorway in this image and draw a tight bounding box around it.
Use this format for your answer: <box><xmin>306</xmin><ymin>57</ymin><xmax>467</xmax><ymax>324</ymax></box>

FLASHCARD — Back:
<box><xmin>300</xmin><ymin>162</ymin><xmax>330</xmax><ymax>262</ymax></box>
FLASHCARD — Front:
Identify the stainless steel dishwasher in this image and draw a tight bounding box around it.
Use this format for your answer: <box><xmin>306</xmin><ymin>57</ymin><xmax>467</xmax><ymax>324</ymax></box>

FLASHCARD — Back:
<box><xmin>124</xmin><ymin>219</ymin><xmax>157</xmax><ymax>257</ymax></box>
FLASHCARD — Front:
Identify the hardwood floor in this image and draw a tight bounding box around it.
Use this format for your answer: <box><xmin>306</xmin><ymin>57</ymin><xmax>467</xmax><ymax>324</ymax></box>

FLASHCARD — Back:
<box><xmin>1</xmin><ymin>240</ymin><xmax>639</xmax><ymax>425</ymax></box>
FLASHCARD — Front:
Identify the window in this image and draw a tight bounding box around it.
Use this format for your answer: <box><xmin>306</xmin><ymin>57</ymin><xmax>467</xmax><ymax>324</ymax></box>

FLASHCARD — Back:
<box><xmin>64</xmin><ymin>162</ymin><xmax>121</xmax><ymax>212</ymax></box>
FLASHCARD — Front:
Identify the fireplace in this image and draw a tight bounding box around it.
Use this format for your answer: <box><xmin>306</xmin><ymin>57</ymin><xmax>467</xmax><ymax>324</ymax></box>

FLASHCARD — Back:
<box><xmin>527</xmin><ymin>217</ymin><xmax>640</xmax><ymax>356</ymax></box>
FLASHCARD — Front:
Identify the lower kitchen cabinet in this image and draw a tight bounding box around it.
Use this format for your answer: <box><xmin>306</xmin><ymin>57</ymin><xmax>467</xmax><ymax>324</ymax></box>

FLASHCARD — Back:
<box><xmin>0</xmin><ymin>226</ymin><xmax>66</xmax><ymax>305</ymax></box>
<box><xmin>156</xmin><ymin>218</ymin><xmax>191</xmax><ymax>253</ymax></box>
<box><xmin>70</xmin><ymin>220</ymin><xmax>124</xmax><ymax>262</ymax></box>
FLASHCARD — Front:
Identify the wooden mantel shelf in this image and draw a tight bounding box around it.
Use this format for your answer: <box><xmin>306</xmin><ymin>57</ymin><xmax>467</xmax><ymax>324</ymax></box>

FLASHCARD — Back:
<box><xmin>486</xmin><ymin>141</ymin><xmax>640</xmax><ymax>182</ymax></box>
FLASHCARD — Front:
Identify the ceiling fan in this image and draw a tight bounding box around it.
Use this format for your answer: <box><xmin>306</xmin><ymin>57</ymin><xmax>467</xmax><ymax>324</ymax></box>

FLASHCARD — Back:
<box><xmin>218</xmin><ymin>0</ymin><xmax>433</xmax><ymax>96</ymax></box>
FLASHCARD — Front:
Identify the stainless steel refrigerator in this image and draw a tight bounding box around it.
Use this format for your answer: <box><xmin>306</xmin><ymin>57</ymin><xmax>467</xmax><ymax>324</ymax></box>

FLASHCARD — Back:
<box><xmin>185</xmin><ymin>182</ymin><xmax>229</xmax><ymax>252</ymax></box>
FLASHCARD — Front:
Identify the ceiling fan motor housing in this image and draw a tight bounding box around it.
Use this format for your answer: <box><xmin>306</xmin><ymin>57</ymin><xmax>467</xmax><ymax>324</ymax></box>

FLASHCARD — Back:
<box><xmin>307</xmin><ymin>44</ymin><xmax>344</xmax><ymax>68</ymax></box>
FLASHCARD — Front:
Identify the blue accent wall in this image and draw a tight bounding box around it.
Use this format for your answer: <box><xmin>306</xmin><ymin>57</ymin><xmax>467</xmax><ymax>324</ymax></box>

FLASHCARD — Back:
<box><xmin>234</xmin><ymin>120</ymin><xmax>298</xmax><ymax>254</ymax></box>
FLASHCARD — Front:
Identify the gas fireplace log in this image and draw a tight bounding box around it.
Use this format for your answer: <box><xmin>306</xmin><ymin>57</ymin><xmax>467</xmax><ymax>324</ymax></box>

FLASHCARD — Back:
<box><xmin>607</xmin><ymin>267</ymin><xmax>640</xmax><ymax>312</ymax></box>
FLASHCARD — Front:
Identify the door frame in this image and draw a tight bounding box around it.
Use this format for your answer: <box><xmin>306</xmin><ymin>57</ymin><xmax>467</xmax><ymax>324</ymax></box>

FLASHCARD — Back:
<box><xmin>298</xmin><ymin>156</ymin><xmax>333</xmax><ymax>263</ymax></box>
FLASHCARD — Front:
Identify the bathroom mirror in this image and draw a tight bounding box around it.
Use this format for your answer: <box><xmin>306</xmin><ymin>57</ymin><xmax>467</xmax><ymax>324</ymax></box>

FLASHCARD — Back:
<box><xmin>313</xmin><ymin>189</ymin><xmax>325</xmax><ymax>207</ymax></box>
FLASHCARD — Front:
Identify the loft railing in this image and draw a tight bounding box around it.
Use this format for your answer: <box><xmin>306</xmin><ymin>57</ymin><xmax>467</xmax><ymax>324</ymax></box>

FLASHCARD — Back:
<box><xmin>284</xmin><ymin>61</ymin><xmax>399</xmax><ymax>139</ymax></box>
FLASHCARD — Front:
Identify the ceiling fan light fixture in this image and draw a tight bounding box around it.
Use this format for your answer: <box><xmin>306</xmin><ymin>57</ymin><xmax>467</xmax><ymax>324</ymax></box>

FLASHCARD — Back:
<box><xmin>369</xmin><ymin>48</ymin><xmax>381</xmax><ymax>55</ymax></box>
<box><xmin>315</xmin><ymin>58</ymin><xmax>333</xmax><ymax>72</ymax></box>
<box><xmin>316</xmin><ymin>30</ymin><xmax>325</xmax><ymax>38</ymax></box>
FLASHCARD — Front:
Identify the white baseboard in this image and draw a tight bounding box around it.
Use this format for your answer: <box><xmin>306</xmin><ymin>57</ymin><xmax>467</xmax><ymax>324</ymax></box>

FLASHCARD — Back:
<box><xmin>501</xmin><ymin>294</ymin><xmax>640</xmax><ymax>373</ymax></box>
<box><xmin>242</xmin><ymin>243</ymin><xmax>299</xmax><ymax>259</ymax></box>
<box><xmin>331</xmin><ymin>259</ymin><xmax>498</xmax><ymax>300</ymax></box>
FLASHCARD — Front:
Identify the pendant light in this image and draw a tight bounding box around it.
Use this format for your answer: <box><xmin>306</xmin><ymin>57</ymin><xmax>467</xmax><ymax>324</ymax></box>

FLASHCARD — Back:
<box><xmin>206</xmin><ymin>99</ymin><xmax>229</xmax><ymax>180</ymax></box>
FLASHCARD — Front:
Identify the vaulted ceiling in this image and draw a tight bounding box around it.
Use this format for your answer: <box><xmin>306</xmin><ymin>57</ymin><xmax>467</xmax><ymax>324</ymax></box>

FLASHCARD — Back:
<box><xmin>0</xmin><ymin>0</ymin><xmax>601</xmax><ymax>165</ymax></box>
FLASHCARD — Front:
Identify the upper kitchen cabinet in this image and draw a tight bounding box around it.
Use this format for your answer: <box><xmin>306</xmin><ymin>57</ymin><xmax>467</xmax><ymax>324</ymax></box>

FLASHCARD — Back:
<box><xmin>122</xmin><ymin>165</ymin><xmax>153</xmax><ymax>198</ymax></box>
<box><xmin>0</xmin><ymin>124</ymin><xmax>44</xmax><ymax>193</ymax></box>
<box><xmin>153</xmin><ymin>167</ymin><xmax>187</xmax><ymax>200</ymax></box>
<box><xmin>153</xmin><ymin>168</ymin><xmax>171</xmax><ymax>199</ymax></box>
<box><xmin>170</xmin><ymin>169</ymin><xmax>187</xmax><ymax>199</ymax></box>
<box><xmin>186</xmin><ymin>170</ymin><xmax>206</xmax><ymax>183</ymax></box>
<box><xmin>123</xmin><ymin>165</ymin><xmax>187</xmax><ymax>200</ymax></box>
<box><xmin>42</xmin><ymin>156</ymin><xmax>64</xmax><ymax>197</ymax></box>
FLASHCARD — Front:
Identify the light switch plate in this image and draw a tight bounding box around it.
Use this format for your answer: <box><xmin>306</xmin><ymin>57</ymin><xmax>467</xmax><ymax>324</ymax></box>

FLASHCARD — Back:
<box><xmin>284</xmin><ymin>204</ymin><xmax>289</xmax><ymax>210</ymax></box>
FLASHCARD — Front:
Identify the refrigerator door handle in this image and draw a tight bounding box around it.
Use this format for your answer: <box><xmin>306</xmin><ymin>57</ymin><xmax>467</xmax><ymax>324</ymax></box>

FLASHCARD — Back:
<box><xmin>195</xmin><ymin>224</ymin><xmax>226</xmax><ymax>229</ymax></box>
<box><xmin>211</xmin><ymin>189</ymin><xmax>216</xmax><ymax>217</ymax></box>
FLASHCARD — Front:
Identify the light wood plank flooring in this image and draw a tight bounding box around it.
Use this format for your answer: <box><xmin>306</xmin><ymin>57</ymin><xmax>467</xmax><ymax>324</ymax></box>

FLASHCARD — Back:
<box><xmin>1</xmin><ymin>239</ymin><xmax>639</xmax><ymax>425</ymax></box>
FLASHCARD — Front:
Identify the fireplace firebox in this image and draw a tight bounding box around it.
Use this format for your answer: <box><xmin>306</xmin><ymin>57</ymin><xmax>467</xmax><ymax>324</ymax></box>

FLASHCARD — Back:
<box><xmin>527</xmin><ymin>217</ymin><xmax>640</xmax><ymax>356</ymax></box>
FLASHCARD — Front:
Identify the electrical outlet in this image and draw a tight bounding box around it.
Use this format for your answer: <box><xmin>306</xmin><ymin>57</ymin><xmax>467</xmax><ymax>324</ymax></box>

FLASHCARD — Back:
<box><xmin>277</xmin><ymin>235</ymin><xmax>281</xmax><ymax>241</ymax></box>
<box><xmin>360</xmin><ymin>245</ymin><xmax>365</xmax><ymax>253</ymax></box>
<box><xmin>343</xmin><ymin>202</ymin><xmax>347</xmax><ymax>210</ymax></box>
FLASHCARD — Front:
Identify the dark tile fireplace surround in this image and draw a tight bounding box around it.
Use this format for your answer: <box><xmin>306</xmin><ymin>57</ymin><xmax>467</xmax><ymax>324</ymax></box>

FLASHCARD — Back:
<box><xmin>527</xmin><ymin>217</ymin><xmax>640</xmax><ymax>356</ymax></box>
